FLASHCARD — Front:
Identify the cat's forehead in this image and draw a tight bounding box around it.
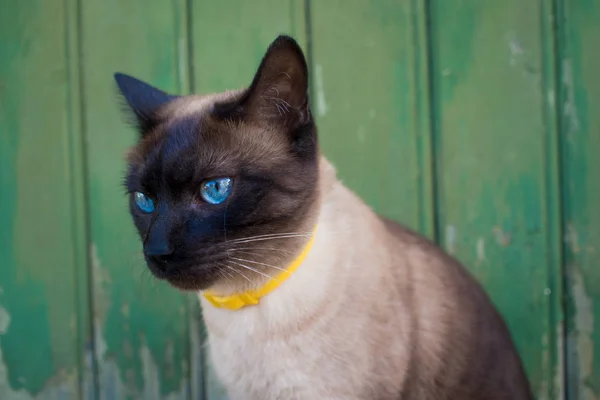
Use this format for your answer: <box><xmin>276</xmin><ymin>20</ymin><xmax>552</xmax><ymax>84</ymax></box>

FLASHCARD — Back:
<box><xmin>138</xmin><ymin>115</ymin><xmax>234</xmax><ymax>175</ymax></box>
<box><xmin>127</xmin><ymin>94</ymin><xmax>290</xmax><ymax>181</ymax></box>
<box><xmin>132</xmin><ymin>93</ymin><xmax>235</xmax><ymax>159</ymax></box>
<box><xmin>161</xmin><ymin>90</ymin><xmax>243</xmax><ymax>119</ymax></box>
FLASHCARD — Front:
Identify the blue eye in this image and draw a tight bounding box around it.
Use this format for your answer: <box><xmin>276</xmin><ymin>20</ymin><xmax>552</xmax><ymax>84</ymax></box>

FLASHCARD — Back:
<box><xmin>200</xmin><ymin>178</ymin><xmax>232</xmax><ymax>205</ymax></box>
<box><xmin>134</xmin><ymin>191</ymin><xmax>155</xmax><ymax>213</ymax></box>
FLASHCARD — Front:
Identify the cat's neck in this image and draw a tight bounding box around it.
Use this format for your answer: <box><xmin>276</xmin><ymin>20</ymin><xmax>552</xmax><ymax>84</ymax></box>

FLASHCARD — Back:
<box><xmin>201</xmin><ymin>155</ymin><xmax>338</xmax><ymax>297</ymax></box>
<box><xmin>198</xmin><ymin>155</ymin><xmax>384</xmax><ymax>340</ymax></box>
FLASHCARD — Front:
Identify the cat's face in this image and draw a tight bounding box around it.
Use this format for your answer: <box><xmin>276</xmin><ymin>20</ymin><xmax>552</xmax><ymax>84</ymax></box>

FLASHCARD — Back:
<box><xmin>115</xmin><ymin>36</ymin><xmax>319</xmax><ymax>291</ymax></box>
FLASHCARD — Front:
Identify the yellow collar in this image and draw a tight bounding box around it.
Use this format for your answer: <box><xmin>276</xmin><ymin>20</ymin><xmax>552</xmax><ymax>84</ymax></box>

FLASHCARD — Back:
<box><xmin>202</xmin><ymin>228</ymin><xmax>317</xmax><ymax>310</ymax></box>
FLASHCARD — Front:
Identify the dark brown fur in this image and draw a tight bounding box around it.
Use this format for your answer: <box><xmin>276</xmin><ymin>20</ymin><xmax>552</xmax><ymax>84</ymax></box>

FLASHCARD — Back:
<box><xmin>383</xmin><ymin>219</ymin><xmax>532</xmax><ymax>399</ymax></box>
<box><xmin>115</xmin><ymin>35</ymin><xmax>533</xmax><ymax>399</ymax></box>
<box><xmin>117</xmin><ymin>36</ymin><xmax>319</xmax><ymax>291</ymax></box>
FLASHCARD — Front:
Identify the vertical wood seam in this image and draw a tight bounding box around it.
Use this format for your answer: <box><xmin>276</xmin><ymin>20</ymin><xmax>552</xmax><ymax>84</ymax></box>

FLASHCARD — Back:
<box><xmin>185</xmin><ymin>0</ymin><xmax>196</xmax><ymax>94</ymax></box>
<box><xmin>175</xmin><ymin>0</ymin><xmax>197</xmax><ymax>398</ymax></box>
<box><xmin>414</xmin><ymin>0</ymin><xmax>439</xmax><ymax>242</ymax></box>
<box><xmin>64</xmin><ymin>0</ymin><xmax>98</xmax><ymax>396</ymax></box>
<box><xmin>540</xmin><ymin>0</ymin><xmax>566</xmax><ymax>397</ymax></box>
<box><xmin>304</xmin><ymin>0</ymin><xmax>315</xmax><ymax>112</ymax></box>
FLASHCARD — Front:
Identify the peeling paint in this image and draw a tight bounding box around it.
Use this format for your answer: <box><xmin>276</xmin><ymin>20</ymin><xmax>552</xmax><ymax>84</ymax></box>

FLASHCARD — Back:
<box><xmin>0</xmin><ymin>306</ymin><xmax>77</xmax><ymax>399</ymax></box>
<box><xmin>140</xmin><ymin>337</ymin><xmax>187</xmax><ymax>400</ymax></box>
<box><xmin>562</xmin><ymin>59</ymin><xmax>581</xmax><ymax>134</ymax></box>
<box><xmin>92</xmin><ymin>244</ymin><xmax>188</xmax><ymax>400</ymax></box>
<box><xmin>95</xmin><ymin>313</ymin><xmax>188</xmax><ymax>400</ymax></box>
<box><xmin>445</xmin><ymin>225</ymin><xmax>456</xmax><ymax>254</ymax></box>
<box><xmin>538</xmin><ymin>332</ymin><xmax>550</xmax><ymax>400</ymax></box>
<box><xmin>555</xmin><ymin>323</ymin><xmax>565</xmax><ymax>400</ymax></box>
<box><xmin>538</xmin><ymin>323</ymin><xmax>565</xmax><ymax>399</ymax></box>
<box><xmin>95</xmin><ymin>323</ymin><xmax>125</xmax><ymax>400</ymax></box>
<box><xmin>314</xmin><ymin>64</ymin><xmax>328</xmax><ymax>117</ymax></box>
<box><xmin>90</xmin><ymin>244</ymin><xmax>121</xmax><ymax>400</ymax></box>
<box><xmin>91</xmin><ymin>244</ymin><xmax>111</xmax><ymax>321</ymax></box>
<box><xmin>492</xmin><ymin>226</ymin><xmax>511</xmax><ymax>247</ymax></box>
<box><xmin>571</xmin><ymin>266</ymin><xmax>598</xmax><ymax>400</ymax></box>
<box><xmin>476</xmin><ymin>237</ymin><xmax>485</xmax><ymax>262</ymax></box>
<box><xmin>0</xmin><ymin>307</ymin><xmax>10</xmax><ymax>335</ymax></box>
<box><xmin>508</xmin><ymin>34</ymin><xmax>525</xmax><ymax>66</ymax></box>
<box><xmin>565</xmin><ymin>223</ymin><xmax>581</xmax><ymax>254</ymax></box>
<box><xmin>189</xmin><ymin>301</ymin><xmax>204</xmax><ymax>399</ymax></box>
<box><xmin>547</xmin><ymin>89</ymin><xmax>555</xmax><ymax>108</ymax></box>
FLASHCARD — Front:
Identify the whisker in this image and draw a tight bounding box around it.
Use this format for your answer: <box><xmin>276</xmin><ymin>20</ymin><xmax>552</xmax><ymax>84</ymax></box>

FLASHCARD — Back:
<box><xmin>228</xmin><ymin>250</ymin><xmax>266</xmax><ymax>259</ymax></box>
<box><xmin>228</xmin><ymin>260</ymin><xmax>279</xmax><ymax>282</ymax></box>
<box><xmin>227</xmin><ymin>231</ymin><xmax>316</xmax><ymax>243</ymax></box>
<box><xmin>229</xmin><ymin>234</ymin><xmax>314</xmax><ymax>245</ymax></box>
<box><xmin>228</xmin><ymin>247</ymin><xmax>294</xmax><ymax>254</ymax></box>
<box><xmin>217</xmin><ymin>269</ymin><xmax>233</xmax><ymax>284</ymax></box>
<box><xmin>222</xmin><ymin>264</ymin><xmax>252</xmax><ymax>283</ymax></box>
<box><xmin>225</xmin><ymin>226</ymin><xmax>357</xmax><ymax>245</ymax></box>
<box><xmin>220</xmin><ymin>267</ymin><xmax>236</xmax><ymax>280</ymax></box>
<box><xmin>219</xmin><ymin>264</ymin><xmax>235</xmax><ymax>282</ymax></box>
<box><xmin>229</xmin><ymin>257</ymin><xmax>288</xmax><ymax>273</ymax></box>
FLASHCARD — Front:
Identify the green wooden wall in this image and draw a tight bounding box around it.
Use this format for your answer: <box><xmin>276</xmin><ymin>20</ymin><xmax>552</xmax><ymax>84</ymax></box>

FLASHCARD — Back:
<box><xmin>0</xmin><ymin>0</ymin><xmax>598</xmax><ymax>399</ymax></box>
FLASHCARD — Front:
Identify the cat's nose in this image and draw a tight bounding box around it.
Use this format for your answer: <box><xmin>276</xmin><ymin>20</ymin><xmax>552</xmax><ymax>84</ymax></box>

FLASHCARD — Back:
<box><xmin>143</xmin><ymin>242</ymin><xmax>174</xmax><ymax>259</ymax></box>
<box><xmin>143</xmin><ymin>217</ymin><xmax>174</xmax><ymax>258</ymax></box>
<box><xmin>144</xmin><ymin>246</ymin><xmax>176</xmax><ymax>274</ymax></box>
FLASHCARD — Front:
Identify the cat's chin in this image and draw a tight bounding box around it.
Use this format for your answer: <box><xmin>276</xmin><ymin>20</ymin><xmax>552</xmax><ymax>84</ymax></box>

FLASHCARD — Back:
<box><xmin>145</xmin><ymin>260</ymin><xmax>220</xmax><ymax>291</ymax></box>
<box><xmin>164</xmin><ymin>275</ymin><xmax>216</xmax><ymax>292</ymax></box>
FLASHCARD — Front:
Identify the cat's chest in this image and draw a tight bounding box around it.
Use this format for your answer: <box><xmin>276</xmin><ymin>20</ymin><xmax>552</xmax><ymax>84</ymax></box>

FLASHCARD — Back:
<box><xmin>207</xmin><ymin>329</ymin><xmax>321</xmax><ymax>399</ymax></box>
<box><xmin>204</xmin><ymin>316</ymin><xmax>362</xmax><ymax>400</ymax></box>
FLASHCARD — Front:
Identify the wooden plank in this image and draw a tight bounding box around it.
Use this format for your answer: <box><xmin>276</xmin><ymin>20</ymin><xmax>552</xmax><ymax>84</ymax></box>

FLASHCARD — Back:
<box><xmin>540</xmin><ymin>0</ymin><xmax>564</xmax><ymax>397</ymax></box>
<box><xmin>189</xmin><ymin>1</ymin><xmax>306</xmax><ymax>398</ymax></box>
<box><xmin>559</xmin><ymin>0</ymin><xmax>600</xmax><ymax>398</ymax></box>
<box><xmin>429</xmin><ymin>1</ymin><xmax>561</xmax><ymax>397</ymax></box>
<box><xmin>191</xmin><ymin>0</ymin><xmax>306</xmax><ymax>92</ymax></box>
<box><xmin>309</xmin><ymin>0</ymin><xmax>434</xmax><ymax>234</ymax></box>
<box><xmin>80</xmin><ymin>0</ymin><xmax>192</xmax><ymax>398</ymax></box>
<box><xmin>0</xmin><ymin>0</ymin><xmax>92</xmax><ymax>398</ymax></box>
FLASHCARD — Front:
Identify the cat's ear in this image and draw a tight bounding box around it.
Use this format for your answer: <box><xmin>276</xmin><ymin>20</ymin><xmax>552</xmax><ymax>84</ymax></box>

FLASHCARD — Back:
<box><xmin>114</xmin><ymin>73</ymin><xmax>177</xmax><ymax>133</ymax></box>
<box><xmin>218</xmin><ymin>35</ymin><xmax>311</xmax><ymax>128</ymax></box>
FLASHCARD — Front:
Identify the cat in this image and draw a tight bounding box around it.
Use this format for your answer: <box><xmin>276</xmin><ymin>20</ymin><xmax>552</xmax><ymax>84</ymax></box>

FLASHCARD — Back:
<box><xmin>115</xmin><ymin>35</ymin><xmax>533</xmax><ymax>400</ymax></box>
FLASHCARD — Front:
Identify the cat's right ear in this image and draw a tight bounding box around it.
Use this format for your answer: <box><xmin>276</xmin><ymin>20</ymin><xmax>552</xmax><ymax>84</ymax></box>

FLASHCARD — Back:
<box><xmin>213</xmin><ymin>35</ymin><xmax>311</xmax><ymax>130</ymax></box>
<box><xmin>114</xmin><ymin>73</ymin><xmax>177</xmax><ymax>134</ymax></box>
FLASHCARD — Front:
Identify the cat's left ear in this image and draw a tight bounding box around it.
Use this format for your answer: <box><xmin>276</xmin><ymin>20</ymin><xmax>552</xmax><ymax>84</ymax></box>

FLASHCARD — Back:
<box><xmin>219</xmin><ymin>35</ymin><xmax>311</xmax><ymax>129</ymax></box>
<box><xmin>114</xmin><ymin>73</ymin><xmax>177</xmax><ymax>133</ymax></box>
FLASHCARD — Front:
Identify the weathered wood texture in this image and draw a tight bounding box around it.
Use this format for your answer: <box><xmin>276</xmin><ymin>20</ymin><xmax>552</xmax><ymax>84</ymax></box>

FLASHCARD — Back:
<box><xmin>1</xmin><ymin>0</ymin><xmax>598</xmax><ymax>399</ymax></box>
<box><xmin>560</xmin><ymin>0</ymin><xmax>600</xmax><ymax>399</ymax></box>
<box><xmin>310</xmin><ymin>0</ymin><xmax>435</xmax><ymax>237</ymax></box>
<box><xmin>0</xmin><ymin>0</ymin><xmax>93</xmax><ymax>398</ymax></box>
<box><xmin>428</xmin><ymin>1</ymin><xmax>563</xmax><ymax>398</ymax></box>
<box><xmin>80</xmin><ymin>0</ymin><xmax>192</xmax><ymax>398</ymax></box>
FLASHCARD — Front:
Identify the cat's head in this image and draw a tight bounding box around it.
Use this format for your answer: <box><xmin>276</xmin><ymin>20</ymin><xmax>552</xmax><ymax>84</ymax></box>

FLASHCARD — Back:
<box><xmin>114</xmin><ymin>35</ymin><xmax>320</xmax><ymax>291</ymax></box>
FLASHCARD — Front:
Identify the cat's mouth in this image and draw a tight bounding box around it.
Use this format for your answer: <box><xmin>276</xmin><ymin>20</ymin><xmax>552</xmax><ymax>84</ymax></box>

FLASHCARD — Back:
<box><xmin>144</xmin><ymin>252</ymin><xmax>225</xmax><ymax>291</ymax></box>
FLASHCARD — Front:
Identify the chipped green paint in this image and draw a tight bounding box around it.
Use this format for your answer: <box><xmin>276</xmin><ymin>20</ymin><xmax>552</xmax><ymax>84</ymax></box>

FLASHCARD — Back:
<box><xmin>80</xmin><ymin>0</ymin><xmax>191</xmax><ymax>397</ymax></box>
<box><xmin>560</xmin><ymin>0</ymin><xmax>600</xmax><ymax>398</ymax></box>
<box><xmin>310</xmin><ymin>0</ymin><xmax>435</xmax><ymax>235</ymax></box>
<box><xmin>2</xmin><ymin>0</ymin><xmax>600</xmax><ymax>399</ymax></box>
<box><xmin>429</xmin><ymin>1</ymin><xmax>562</xmax><ymax>398</ymax></box>
<box><xmin>0</xmin><ymin>0</ymin><xmax>90</xmax><ymax>397</ymax></box>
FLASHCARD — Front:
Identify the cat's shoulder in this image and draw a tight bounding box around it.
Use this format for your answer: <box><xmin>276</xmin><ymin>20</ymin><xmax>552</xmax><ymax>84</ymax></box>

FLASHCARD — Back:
<box><xmin>379</xmin><ymin>216</ymin><xmax>436</xmax><ymax>249</ymax></box>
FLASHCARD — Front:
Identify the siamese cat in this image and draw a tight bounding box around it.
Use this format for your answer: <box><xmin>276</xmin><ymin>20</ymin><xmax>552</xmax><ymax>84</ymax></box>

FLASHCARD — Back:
<box><xmin>116</xmin><ymin>35</ymin><xmax>532</xmax><ymax>399</ymax></box>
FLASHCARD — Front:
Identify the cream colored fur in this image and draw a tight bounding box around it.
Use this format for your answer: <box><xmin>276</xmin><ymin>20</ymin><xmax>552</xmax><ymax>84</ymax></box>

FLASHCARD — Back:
<box><xmin>197</xmin><ymin>156</ymin><xmax>478</xmax><ymax>400</ymax></box>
